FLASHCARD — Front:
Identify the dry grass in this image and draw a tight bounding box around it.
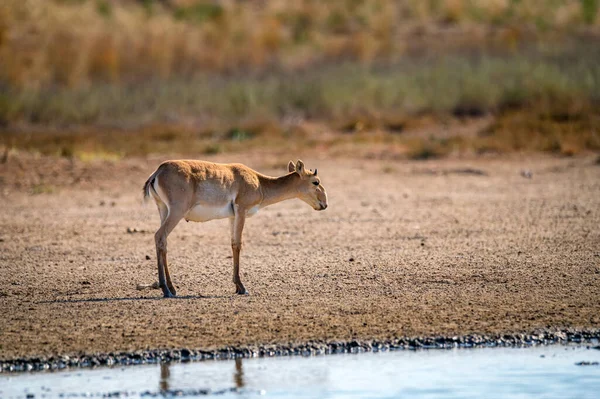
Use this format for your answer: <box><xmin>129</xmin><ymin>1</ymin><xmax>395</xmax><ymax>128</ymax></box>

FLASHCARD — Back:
<box><xmin>1</xmin><ymin>0</ymin><xmax>599</xmax><ymax>89</ymax></box>
<box><xmin>2</xmin><ymin>104</ymin><xmax>599</xmax><ymax>161</ymax></box>
<box><xmin>477</xmin><ymin>107</ymin><xmax>600</xmax><ymax>155</ymax></box>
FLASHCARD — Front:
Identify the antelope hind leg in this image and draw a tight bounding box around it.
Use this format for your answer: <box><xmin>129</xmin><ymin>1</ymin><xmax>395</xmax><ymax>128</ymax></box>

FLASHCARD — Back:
<box><xmin>164</xmin><ymin>264</ymin><xmax>177</xmax><ymax>296</ymax></box>
<box><xmin>154</xmin><ymin>205</ymin><xmax>186</xmax><ymax>298</ymax></box>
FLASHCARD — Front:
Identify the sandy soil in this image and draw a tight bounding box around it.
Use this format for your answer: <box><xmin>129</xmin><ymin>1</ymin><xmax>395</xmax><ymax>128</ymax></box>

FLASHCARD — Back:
<box><xmin>1</xmin><ymin>152</ymin><xmax>599</xmax><ymax>360</ymax></box>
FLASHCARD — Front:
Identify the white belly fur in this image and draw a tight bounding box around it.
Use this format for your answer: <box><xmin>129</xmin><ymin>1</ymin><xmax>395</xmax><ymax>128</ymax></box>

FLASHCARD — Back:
<box><xmin>184</xmin><ymin>203</ymin><xmax>261</xmax><ymax>222</ymax></box>
<box><xmin>185</xmin><ymin>204</ymin><xmax>233</xmax><ymax>222</ymax></box>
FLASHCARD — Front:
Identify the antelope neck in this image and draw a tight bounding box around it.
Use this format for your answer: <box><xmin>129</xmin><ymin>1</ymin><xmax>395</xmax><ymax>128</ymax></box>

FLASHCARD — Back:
<box><xmin>259</xmin><ymin>172</ymin><xmax>299</xmax><ymax>207</ymax></box>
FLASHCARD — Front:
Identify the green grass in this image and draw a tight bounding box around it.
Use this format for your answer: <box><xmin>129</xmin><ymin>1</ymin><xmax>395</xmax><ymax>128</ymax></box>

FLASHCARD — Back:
<box><xmin>173</xmin><ymin>3</ymin><xmax>224</xmax><ymax>24</ymax></box>
<box><xmin>581</xmin><ymin>0</ymin><xmax>599</xmax><ymax>24</ymax></box>
<box><xmin>2</xmin><ymin>46</ymin><xmax>599</xmax><ymax>128</ymax></box>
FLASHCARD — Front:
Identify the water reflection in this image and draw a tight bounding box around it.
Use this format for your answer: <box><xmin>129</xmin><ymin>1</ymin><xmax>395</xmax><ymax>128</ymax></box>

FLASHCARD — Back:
<box><xmin>4</xmin><ymin>345</ymin><xmax>600</xmax><ymax>398</ymax></box>
<box><xmin>157</xmin><ymin>357</ymin><xmax>244</xmax><ymax>393</ymax></box>
<box><xmin>234</xmin><ymin>357</ymin><xmax>245</xmax><ymax>388</ymax></box>
<box><xmin>159</xmin><ymin>362</ymin><xmax>170</xmax><ymax>392</ymax></box>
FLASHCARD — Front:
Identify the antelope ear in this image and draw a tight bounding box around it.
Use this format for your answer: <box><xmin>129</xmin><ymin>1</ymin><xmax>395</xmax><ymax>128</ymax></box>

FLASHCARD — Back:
<box><xmin>296</xmin><ymin>160</ymin><xmax>305</xmax><ymax>174</ymax></box>
<box><xmin>288</xmin><ymin>161</ymin><xmax>296</xmax><ymax>173</ymax></box>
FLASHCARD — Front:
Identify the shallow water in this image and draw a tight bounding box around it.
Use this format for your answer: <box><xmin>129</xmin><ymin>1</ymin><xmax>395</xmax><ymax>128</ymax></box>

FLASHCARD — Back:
<box><xmin>2</xmin><ymin>345</ymin><xmax>600</xmax><ymax>399</ymax></box>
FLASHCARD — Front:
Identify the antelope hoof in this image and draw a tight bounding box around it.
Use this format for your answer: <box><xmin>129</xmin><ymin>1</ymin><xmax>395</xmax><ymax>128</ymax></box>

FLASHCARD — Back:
<box><xmin>162</xmin><ymin>287</ymin><xmax>176</xmax><ymax>298</ymax></box>
<box><xmin>235</xmin><ymin>286</ymin><xmax>249</xmax><ymax>295</ymax></box>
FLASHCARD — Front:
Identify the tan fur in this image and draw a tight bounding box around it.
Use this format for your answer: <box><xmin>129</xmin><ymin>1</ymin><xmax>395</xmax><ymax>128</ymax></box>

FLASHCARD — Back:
<box><xmin>140</xmin><ymin>159</ymin><xmax>328</xmax><ymax>297</ymax></box>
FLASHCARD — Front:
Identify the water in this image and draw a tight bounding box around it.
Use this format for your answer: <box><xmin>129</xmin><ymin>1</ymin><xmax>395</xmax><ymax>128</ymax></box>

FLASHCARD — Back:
<box><xmin>2</xmin><ymin>345</ymin><xmax>599</xmax><ymax>399</ymax></box>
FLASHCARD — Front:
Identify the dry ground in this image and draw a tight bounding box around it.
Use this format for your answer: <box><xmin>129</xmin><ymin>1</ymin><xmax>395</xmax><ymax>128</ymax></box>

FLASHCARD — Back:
<box><xmin>1</xmin><ymin>151</ymin><xmax>599</xmax><ymax>360</ymax></box>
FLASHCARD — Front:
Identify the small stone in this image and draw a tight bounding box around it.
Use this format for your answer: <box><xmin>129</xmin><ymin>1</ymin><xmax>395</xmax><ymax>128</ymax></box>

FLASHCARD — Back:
<box><xmin>145</xmin><ymin>255</ymin><xmax>151</xmax><ymax>260</ymax></box>
<box><xmin>349</xmin><ymin>257</ymin><xmax>355</xmax><ymax>262</ymax></box>
<box><xmin>520</xmin><ymin>170</ymin><xmax>533</xmax><ymax>179</ymax></box>
<box><xmin>127</xmin><ymin>227</ymin><xmax>146</xmax><ymax>234</ymax></box>
<box><xmin>575</xmin><ymin>361</ymin><xmax>599</xmax><ymax>366</ymax></box>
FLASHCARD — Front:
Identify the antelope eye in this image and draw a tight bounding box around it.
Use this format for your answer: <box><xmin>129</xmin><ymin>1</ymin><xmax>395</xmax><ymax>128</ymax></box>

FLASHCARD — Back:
<box><xmin>312</xmin><ymin>181</ymin><xmax>319</xmax><ymax>186</ymax></box>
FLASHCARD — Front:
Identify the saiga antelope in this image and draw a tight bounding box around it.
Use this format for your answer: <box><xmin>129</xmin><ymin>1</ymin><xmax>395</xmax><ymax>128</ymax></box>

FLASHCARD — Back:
<box><xmin>139</xmin><ymin>159</ymin><xmax>328</xmax><ymax>298</ymax></box>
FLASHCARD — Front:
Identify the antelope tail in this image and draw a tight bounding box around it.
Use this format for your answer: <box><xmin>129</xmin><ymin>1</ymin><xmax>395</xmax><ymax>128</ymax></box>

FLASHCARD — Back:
<box><xmin>142</xmin><ymin>168</ymin><xmax>160</xmax><ymax>201</ymax></box>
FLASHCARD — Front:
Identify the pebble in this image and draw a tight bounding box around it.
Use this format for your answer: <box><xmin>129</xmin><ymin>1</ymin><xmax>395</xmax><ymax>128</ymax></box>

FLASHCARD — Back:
<box><xmin>520</xmin><ymin>170</ymin><xmax>533</xmax><ymax>179</ymax></box>
<box><xmin>2</xmin><ymin>328</ymin><xmax>599</xmax><ymax>373</ymax></box>
<box><xmin>126</xmin><ymin>227</ymin><xmax>148</xmax><ymax>234</ymax></box>
<box><xmin>575</xmin><ymin>361</ymin><xmax>599</xmax><ymax>366</ymax></box>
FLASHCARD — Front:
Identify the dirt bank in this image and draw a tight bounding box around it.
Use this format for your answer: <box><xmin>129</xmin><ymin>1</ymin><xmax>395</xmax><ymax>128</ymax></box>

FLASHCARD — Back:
<box><xmin>1</xmin><ymin>152</ymin><xmax>599</xmax><ymax>361</ymax></box>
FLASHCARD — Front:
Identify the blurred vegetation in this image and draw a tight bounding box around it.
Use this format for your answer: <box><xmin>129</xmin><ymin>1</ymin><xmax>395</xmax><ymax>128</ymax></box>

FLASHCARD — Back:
<box><xmin>2</xmin><ymin>0</ymin><xmax>599</xmax><ymax>89</ymax></box>
<box><xmin>1</xmin><ymin>0</ymin><xmax>600</xmax><ymax>157</ymax></box>
<box><xmin>2</xmin><ymin>50</ymin><xmax>600</xmax><ymax>126</ymax></box>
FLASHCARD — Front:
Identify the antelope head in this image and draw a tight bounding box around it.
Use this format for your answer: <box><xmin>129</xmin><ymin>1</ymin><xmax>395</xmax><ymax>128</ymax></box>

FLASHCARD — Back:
<box><xmin>288</xmin><ymin>160</ymin><xmax>328</xmax><ymax>211</ymax></box>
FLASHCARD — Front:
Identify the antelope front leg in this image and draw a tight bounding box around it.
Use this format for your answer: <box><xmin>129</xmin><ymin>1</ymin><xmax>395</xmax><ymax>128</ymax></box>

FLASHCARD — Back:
<box><xmin>230</xmin><ymin>207</ymin><xmax>248</xmax><ymax>295</ymax></box>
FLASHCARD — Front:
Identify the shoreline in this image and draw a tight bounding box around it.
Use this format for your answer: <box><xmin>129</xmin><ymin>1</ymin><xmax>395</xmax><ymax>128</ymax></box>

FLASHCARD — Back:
<box><xmin>2</xmin><ymin>328</ymin><xmax>599</xmax><ymax>373</ymax></box>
